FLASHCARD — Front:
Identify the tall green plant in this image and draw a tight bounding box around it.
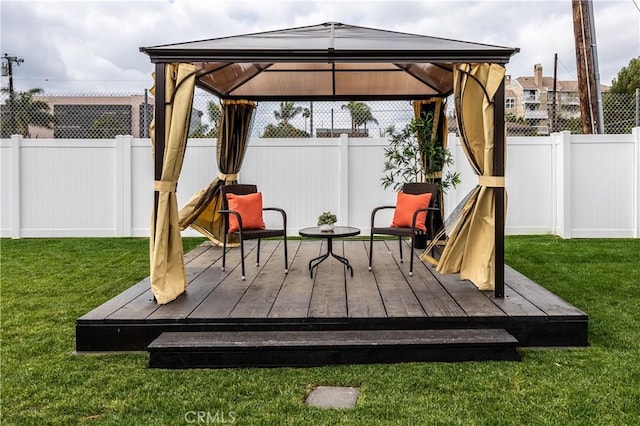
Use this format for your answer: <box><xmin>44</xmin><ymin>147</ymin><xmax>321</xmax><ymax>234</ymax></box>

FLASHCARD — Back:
<box><xmin>0</xmin><ymin>88</ymin><xmax>56</xmax><ymax>138</ymax></box>
<box><xmin>381</xmin><ymin>112</ymin><xmax>460</xmax><ymax>193</ymax></box>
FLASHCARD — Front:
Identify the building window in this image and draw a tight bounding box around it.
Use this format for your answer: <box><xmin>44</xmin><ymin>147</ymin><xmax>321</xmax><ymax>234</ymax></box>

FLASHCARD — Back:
<box><xmin>505</xmin><ymin>98</ymin><xmax>515</xmax><ymax>109</ymax></box>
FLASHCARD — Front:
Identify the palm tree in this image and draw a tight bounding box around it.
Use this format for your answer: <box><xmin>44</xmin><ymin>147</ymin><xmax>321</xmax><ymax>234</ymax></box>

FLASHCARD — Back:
<box><xmin>206</xmin><ymin>101</ymin><xmax>222</xmax><ymax>137</ymax></box>
<box><xmin>341</xmin><ymin>101</ymin><xmax>378</xmax><ymax>133</ymax></box>
<box><xmin>1</xmin><ymin>88</ymin><xmax>56</xmax><ymax>137</ymax></box>
<box><xmin>274</xmin><ymin>101</ymin><xmax>303</xmax><ymax>125</ymax></box>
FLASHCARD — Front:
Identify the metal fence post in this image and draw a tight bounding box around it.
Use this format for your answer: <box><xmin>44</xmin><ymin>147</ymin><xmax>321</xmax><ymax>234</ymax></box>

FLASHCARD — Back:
<box><xmin>636</xmin><ymin>87</ymin><xmax>640</xmax><ymax>127</ymax></box>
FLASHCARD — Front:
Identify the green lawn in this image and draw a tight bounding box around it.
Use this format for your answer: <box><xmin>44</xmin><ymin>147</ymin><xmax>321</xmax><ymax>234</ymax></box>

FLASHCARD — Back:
<box><xmin>1</xmin><ymin>236</ymin><xmax>639</xmax><ymax>425</ymax></box>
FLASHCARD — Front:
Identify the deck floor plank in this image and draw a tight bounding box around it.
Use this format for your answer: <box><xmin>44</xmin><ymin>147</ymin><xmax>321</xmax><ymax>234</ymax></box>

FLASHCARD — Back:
<box><xmin>345</xmin><ymin>241</ymin><xmax>387</xmax><ymax>318</ymax></box>
<box><xmin>424</xmin><ymin>262</ymin><xmax>508</xmax><ymax>318</ymax></box>
<box><xmin>504</xmin><ymin>266</ymin><xmax>587</xmax><ymax>317</ymax></box>
<box><xmin>188</xmin><ymin>242</ymin><xmax>257</xmax><ymax>319</ymax></box>
<box><xmin>409</xmin><ymin>253</ymin><xmax>468</xmax><ymax>318</ymax></box>
<box><xmin>370</xmin><ymin>240</ymin><xmax>426</xmax><ymax>317</ymax></box>
<box><xmin>268</xmin><ymin>240</ymin><xmax>317</xmax><ymax>319</ymax></box>
<box><xmin>229</xmin><ymin>240</ymin><xmax>286</xmax><ymax>318</ymax></box>
<box><xmin>308</xmin><ymin>240</ymin><xmax>348</xmax><ymax>318</ymax></box>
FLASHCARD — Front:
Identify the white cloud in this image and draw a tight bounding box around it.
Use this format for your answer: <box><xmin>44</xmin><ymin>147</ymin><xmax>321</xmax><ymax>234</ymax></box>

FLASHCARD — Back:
<box><xmin>1</xmin><ymin>0</ymin><xmax>637</xmax><ymax>94</ymax></box>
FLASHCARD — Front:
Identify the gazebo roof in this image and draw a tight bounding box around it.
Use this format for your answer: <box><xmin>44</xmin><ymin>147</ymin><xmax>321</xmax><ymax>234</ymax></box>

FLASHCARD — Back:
<box><xmin>140</xmin><ymin>22</ymin><xmax>519</xmax><ymax>101</ymax></box>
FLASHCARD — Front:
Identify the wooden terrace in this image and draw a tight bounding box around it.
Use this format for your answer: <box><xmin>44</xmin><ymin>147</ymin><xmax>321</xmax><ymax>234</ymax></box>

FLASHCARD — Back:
<box><xmin>76</xmin><ymin>239</ymin><xmax>588</xmax><ymax>367</ymax></box>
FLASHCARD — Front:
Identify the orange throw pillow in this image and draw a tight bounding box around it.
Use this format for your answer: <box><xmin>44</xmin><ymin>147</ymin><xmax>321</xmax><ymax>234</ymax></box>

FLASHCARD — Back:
<box><xmin>391</xmin><ymin>191</ymin><xmax>433</xmax><ymax>232</ymax></box>
<box><xmin>225</xmin><ymin>192</ymin><xmax>266</xmax><ymax>233</ymax></box>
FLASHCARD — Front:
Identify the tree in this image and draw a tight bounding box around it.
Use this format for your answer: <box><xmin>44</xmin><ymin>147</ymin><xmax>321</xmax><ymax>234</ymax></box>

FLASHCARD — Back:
<box><xmin>189</xmin><ymin>101</ymin><xmax>222</xmax><ymax>138</ymax></box>
<box><xmin>274</xmin><ymin>101</ymin><xmax>303</xmax><ymax>125</ymax></box>
<box><xmin>603</xmin><ymin>57</ymin><xmax>639</xmax><ymax>133</ymax></box>
<box><xmin>341</xmin><ymin>101</ymin><xmax>378</xmax><ymax>132</ymax></box>
<box><xmin>610</xmin><ymin>56</ymin><xmax>640</xmax><ymax>94</ymax></box>
<box><xmin>1</xmin><ymin>88</ymin><xmax>56</xmax><ymax>138</ymax></box>
<box><xmin>262</xmin><ymin>102</ymin><xmax>307</xmax><ymax>137</ymax></box>
<box><xmin>262</xmin><ymin>122</ymin><xmax>309</xmax><ymax>138</ymax></box>
<box><xmin>87</xmin><ymin>113</ymin><xmax>128</xmax><ymax>139</ymax></box>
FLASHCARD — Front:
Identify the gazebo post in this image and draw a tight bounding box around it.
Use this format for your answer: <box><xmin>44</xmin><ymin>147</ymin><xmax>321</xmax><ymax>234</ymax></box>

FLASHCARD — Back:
<box><xmin>153</xmin><ymin>63</ymin><xmax>166</xmax><ymax>227</ymax></box>
<box><xmin>493</xmin><ymin>78</ymin><xmax>506</xmax><ymax>298</ymax></box>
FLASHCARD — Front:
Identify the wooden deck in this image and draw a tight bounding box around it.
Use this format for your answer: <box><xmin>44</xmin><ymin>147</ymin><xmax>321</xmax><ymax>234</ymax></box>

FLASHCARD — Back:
<box><xmin>76</xmin><ymin>239</ymin><xmax>588</xmax><ymax>353</ymax></box>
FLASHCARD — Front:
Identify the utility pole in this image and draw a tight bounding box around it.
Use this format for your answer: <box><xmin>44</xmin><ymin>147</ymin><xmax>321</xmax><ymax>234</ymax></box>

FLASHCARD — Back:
<box><xmin>2</xmin><ymin>53</ymin><xmax>25</xmax><ymax>135</ymax></box>
<box><xmin>571</xmin><ymin>0</ymin><xmax>601</xmax><ymax>134</ymax></box>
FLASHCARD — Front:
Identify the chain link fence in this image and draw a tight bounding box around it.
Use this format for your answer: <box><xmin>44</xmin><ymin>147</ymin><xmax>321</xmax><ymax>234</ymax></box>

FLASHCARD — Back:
<box><xmin>1</xmin><ymin>88</ymin><xmax>637</xmax><ymax>139</ymax></box>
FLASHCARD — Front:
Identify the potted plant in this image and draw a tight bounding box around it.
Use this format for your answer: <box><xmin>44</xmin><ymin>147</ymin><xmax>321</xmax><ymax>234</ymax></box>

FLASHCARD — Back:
<box><xmin>317</xmin><ymin>211</ymin><xmax>337</xmax><ymax>232</ymax></box>
<box><xmin>381</xmin><ymin>107</ymin><xmax>461</xmax><ymax>248</ymax></box>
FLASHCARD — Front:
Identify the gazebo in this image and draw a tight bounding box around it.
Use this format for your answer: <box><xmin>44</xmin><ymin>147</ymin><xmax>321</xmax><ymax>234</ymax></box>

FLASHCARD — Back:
<box><xmin>74</xmin><ymin>23</ymin><xmax>589</xmax><ymax>363</ymax></box>
<box><xmin>139</xmin><ymin>22</ymin><xmax>519</xmax><ymax>305</ymax></box>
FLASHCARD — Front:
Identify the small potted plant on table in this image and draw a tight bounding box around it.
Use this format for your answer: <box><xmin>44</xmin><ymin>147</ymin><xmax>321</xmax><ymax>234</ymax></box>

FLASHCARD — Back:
<box><xmin>317</xmin><ymin>211</ymin><xmax>337</xmax><ymax>232</ymax></box>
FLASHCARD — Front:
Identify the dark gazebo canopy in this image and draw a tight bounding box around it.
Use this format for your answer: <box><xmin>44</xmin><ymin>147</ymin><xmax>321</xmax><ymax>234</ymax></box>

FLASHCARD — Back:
<box><xmin>140</xmin><ymin>22</ymin><xmax>518</xmax><ymax>101</ymax></box>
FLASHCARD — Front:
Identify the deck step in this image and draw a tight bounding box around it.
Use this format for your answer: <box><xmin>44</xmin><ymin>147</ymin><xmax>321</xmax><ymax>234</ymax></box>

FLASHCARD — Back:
<box><xmin>147</xmin><ymin>329</ymin><xmax>520</xmax><ymax>368</ymax></box>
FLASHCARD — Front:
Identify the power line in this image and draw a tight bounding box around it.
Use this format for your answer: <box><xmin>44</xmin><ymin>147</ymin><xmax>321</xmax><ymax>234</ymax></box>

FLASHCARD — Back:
<box><xmin>556</xmin><ymin>56</ymin><xmax>577</xmax><ymax>81</ymax></box>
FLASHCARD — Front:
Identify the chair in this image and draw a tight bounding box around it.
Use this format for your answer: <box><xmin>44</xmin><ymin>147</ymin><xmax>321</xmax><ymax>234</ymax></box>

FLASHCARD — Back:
<box><xmin>369</xmin><ymin>182</ymin><xmax>439</xmax><ymax>276</ymax></box>
<box><xmin>220</xmin><ymin>184</ymin><xmax>288</xmax><ymax>280</ymax></box>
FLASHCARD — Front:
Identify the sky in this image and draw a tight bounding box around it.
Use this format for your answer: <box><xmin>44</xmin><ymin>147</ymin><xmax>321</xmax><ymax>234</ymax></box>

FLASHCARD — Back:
<box><xmin>1</xmin><ymin>0</ymin><xmax>639</xmax><ymax>96</ymax></box>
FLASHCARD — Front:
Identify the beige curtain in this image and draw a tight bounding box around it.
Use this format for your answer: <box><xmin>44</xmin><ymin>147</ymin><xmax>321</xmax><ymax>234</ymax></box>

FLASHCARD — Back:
<box><xmin>435</xmin><ymin>63</ymin><xmax>506</xmax><ymax>291</ymax></box>
<box><xmin>179</xmin><ymin>99</ymin><xmax>257</xmax><ymax>245</ymax></box>
<box><xmin>149</xmin><ymin>63</ymin><xmax>196</xmax><ymax>304</ymax></box>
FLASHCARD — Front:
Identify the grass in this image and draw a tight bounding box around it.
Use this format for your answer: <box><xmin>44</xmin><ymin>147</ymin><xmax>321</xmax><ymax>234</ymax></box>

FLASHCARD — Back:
<box><xmin>1</xmin><ymin>235</ymin><xmax>639</xmax><ymax>425</ymax></box>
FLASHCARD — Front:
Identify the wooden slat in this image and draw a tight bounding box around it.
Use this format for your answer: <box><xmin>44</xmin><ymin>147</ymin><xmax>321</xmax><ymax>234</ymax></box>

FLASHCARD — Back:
<box><xmin>504</xmin><ymin>266</ymin><xmax>587</xmax><ymax>317</ymax></box>
<box><xmin>308</xmin><ymin>240</ymin><xmax>348</xmax><ymax>318</ymax></box>
<box><xmin>105</xmin><ymin>287</ymin><xmax>160</xmax><ymax>321</ymax></box>
<box><xmin>409</xmin><ymin>256</ymin><xmax>467</xmax><ymax>318</ymax></box>
<box><xmin>481</xmin><ymin>284</ymin><xmax>547</xmax><ymax>317</ymax></box>
<box><xmin>183</xmin><ymin>245</ymin><xmax>225</xmax><ymax>283</ymax></box>
<box><xmin>344</xmin><ymin>241</ymin><xmax>386</xmax><ymax>318</ymax></box>
<box><xmin>107</xmin><ymin>245</ymin><xmax>225</xmax><ymax>321</ymax></box>
<box><xmin>424</xmin><ymin>263</ymin><xmax>507</xmax><ymax>318</ymax></box>
<box><xmin>188</xmin><ymin>242</ymin><xmax>261</xmax><ymax>319</ymax></box>
<box><xmin>147</xmin><ymin>264</ymin><xmax>224</xmax><ymax>321</ymax></box>
<box><xmin>183</xmin><ymin>242</ymin><xmax>213</xmax><ymax>263</ymax></box>
<box><xmin>78</xmin><ymin>243</ymin><xmax>214</xmax><ymax>322</ymax></box>
<box><xmin>77</xmin><ymin>278</ymin><xmax>150</xmax><ymax>322</ymax></box>
<box><xmin>370</xmin><ymin>240</ymin><xmax>425</xmax><ymax>317</ymax></box>
<box><xmin>228</xmin><ymin>241</ymin><xmax>285</xmax><ymax>318</ymax></box>
<box><xmin>268</xmin><ymin>240</ymin><xmax>316</xmax><ymax>318</ymax></box>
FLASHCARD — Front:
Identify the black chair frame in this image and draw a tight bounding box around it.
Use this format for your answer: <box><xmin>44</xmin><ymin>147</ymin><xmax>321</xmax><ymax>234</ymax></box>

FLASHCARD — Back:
<box><xmin>220</xmin><ymin>184</ymin><xmax>288</xmax><ymax>280</ymax></box>
<box><xmin>369</xmin><ymin>182</ymin><xmax>439</xmax><ymax>276</ymax></box>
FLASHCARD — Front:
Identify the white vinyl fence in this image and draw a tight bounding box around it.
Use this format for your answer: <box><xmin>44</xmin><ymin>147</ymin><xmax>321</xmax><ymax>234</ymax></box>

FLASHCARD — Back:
<box><xmin>2</xmin><ymin>129</ymin><xmax>639</xmax><ymax>239</ymax></box>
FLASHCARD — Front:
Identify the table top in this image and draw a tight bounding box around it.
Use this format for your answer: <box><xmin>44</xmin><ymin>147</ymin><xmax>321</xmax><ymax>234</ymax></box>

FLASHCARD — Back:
<box><xmin>299</xmin><ymin>226</ymin><xmax>361</xmax><ymax>238</ymax></box>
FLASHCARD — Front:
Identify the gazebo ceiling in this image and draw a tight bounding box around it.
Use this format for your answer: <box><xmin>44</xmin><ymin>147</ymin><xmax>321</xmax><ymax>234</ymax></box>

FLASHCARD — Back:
<box><xmin>140</xmin><ymin>22</ymin><xmax>519</xmax><ymax>101</ymax></box>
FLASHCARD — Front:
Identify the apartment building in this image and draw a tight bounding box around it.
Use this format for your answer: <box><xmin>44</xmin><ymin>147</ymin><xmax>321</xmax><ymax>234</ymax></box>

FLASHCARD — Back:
<box><xmin>506</xmin><ymin>64</ymin><xmax>609</xmax><ymax>135</ymax></box>
<box><xmin>26</xmin><ymin>95</ymin><xmax>201</xmax><ymax>139</ymax></box>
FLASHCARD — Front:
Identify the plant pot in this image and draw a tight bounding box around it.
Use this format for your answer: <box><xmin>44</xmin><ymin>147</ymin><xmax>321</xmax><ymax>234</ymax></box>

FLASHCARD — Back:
<box><xmin>319</xmin><ymin>224</ymin><xmax>335</xmax><ymax>232</ymax></box>
<box><xmin>413</xmin><ymin>233</ymin><xmax>427</xmax><ymax>249</ymax></box>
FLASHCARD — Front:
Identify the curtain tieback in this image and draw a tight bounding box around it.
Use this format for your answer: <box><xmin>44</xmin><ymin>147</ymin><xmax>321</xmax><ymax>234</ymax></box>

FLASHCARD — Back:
<box><xmin>218</xmin><ymin>173</ymin><xmax>238</xmax><ymax>182</ymax></box>
<box><xmin>478</xmin><ymin>176</ymin><xmax>505</xmax><ymax>187</ymax></box>
<box><xmin>154</xmin><ymin>180</ymin><xmax>177</xmax><ymax>192</ymax></box>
